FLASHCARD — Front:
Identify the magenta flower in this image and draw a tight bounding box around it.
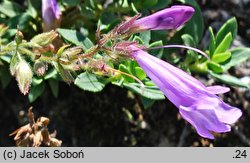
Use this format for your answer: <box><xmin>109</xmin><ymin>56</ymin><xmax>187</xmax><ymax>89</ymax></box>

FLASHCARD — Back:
<box><xmin>130</xmin><ymin>47</ymin><xmax>242</xmax><ymax>139</ymax></box>
<box><xmin>42</xmin><ymin>0</ymin><xmax>61</xmax><ymax>31</ymax></box>
<box><xmin>131</xmin><ymin>5</ymin><xmax>195</xmax><ymax>31</ymax></box>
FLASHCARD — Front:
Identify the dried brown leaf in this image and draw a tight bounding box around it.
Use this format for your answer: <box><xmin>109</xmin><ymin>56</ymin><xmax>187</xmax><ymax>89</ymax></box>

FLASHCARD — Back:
<box><xmin>49</xmin><ymin>138</ymin><xmax>62</xmax><ymax>147</ymax></box>
<box><xmin>37</xmin><ymin>117</ymin><xmax>50</xmax><ymax>126</ymax></box>
<box><xmin>33</xmin><ymin>131</ymin><xmax>43</xmax><ymax>147</ymax></box>
<box><xmin>42</xmin><ymin>128</ymin><xmax>50</xmax><ymax>146</ymax></box>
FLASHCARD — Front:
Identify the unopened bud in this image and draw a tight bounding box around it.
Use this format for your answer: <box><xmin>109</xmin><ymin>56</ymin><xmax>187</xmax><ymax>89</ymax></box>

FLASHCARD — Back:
<box><xmin>30</xmin><ymin>30</ymin><xmax>58</xmax><ymax>47</ymax></box>
<box><xmin>61</xmin><ymin>47</ymin><xmax>82</xmax><ymax>59</ymax></box>
<box><xmin>15</xmin><ymin>30</ymin><xmax>24</xmax><ymax>45</ymax></box>
<box><xmin>0</xmin><ymin>24</ymin><xmax>9</xmax><ymax>37</ymax></box>
<box><xmin>42</xmin><ymin>0</ymin><xmax>62</xmax><ymax>31</ymax></box>
<box><xmin>33</xmin><ymin>61</ymin><xmax>48</xmax><ymax>76</ymax></box>
<box><xmin>130</xmin><ymin>6</ymin><xmax>195</xmax><ymax>32</ymax></box>
<box><xmin>15</xmin><ymin>60</ymin><xmax>33</xmax><ymax>95</ymax></box>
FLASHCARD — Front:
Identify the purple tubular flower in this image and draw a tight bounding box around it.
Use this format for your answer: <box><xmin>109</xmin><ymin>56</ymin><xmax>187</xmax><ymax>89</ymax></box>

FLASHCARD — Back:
<box><xmin>131</xmin><ymin>5</ymin><xmax>195</xmax><ymax>31</ymax></box>
<box><xmin>42</xmin><ymin>0</ymin><xmax>61</xmax><ymax>31</ymax></box>
<box><xmin>131</xmin><ymin>47</ymin><xmax>242</xmax><ymax>139</ymax></box>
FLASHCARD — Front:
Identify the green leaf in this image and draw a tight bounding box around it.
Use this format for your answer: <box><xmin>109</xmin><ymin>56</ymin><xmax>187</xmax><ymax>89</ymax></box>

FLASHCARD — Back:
<box><xmin>212</xmin><ymin>51</ymin><xmax>231</xmax><ymax>63</ymax></box>
<box><xmin>119</xmin><ymin>64</ymin><xmax>135</xmax><ymax>82</ymax></box>
<box><xmin>214</xmin><ymin>33</ymin><xmax>232</xmax><ymax>54</ymax></box>
<box><xmin>132</xmin><ymin>35</ymin><xmax>144</xmax><ymax>44</ymax></box>
<box><xmin>222</xmin><ymin>48</ymin><xmax>250</xmax><ymax>70</ymax></box>
<box><xmin>216</xmin><ymin>17</ymin><xmax>237</xmax><ymax>46</ymax></box>
<box><xmin>27</xmin><ymin>0</ymin><xmax>38</xmax><ymax>18</ymax></box>
<box><xmin>177</xmin><ymin>0</ymin><xmax>204</xmax><ymax>43</ymax></box>
<box><xmin>44</xmin><ymin>69</ymin><xmax>58</xmax><ymax>80</ymax></box>
<box><xmin>56</xmin><ymin>45</ymin><xmax>71</xmax><ymax>58</ymax></box>
<box><xmin>74</xmin><ymin>72</ymin><xmax>106</xmax><ymax>92</ymax></box>
<box><xmin>123</xmin><ymin>83</ymin><xmax>165</xmax><ymax>100</ymax></box>
<box><xmin>140</xmin><ymin>97</ymin><xmax>156</xmax><ymax>109</ymax></box>
<box><xmin>7</xmin><ymin>13</ymin><xmax>33</xmax><ymax>32</ymax></box>
<box><xmin>207</xmin><ymin>61</ymin><xmax>224</xmax><ymax>73</ymax></box>
<box><xmin>181</xmin><ymin>34</ymin><xmax>197</xmax><ymax>46</ymax></box>
<box><xmin>63</xmin><ymin>0</ymin><xmax>81</xmax><ymax>6</ymax></box>
<box><xmin>129</xmin><ymin>0</ymin><xmax>170</xmax><ymax>10</ymax></box>
<box><xmin>57</xmin><ymin>28</ymin><xmax>93</xmax><ymax>51</ymax></box>
<box><xmin>148</xmin><ymin>40</ymin><xmax>164</xmax><ymax>58</ymax></box>
<box><xmin>0</xmin><ymin>0</ymin><xmax>23</xmax><ymax>17</ymax></box>
<box><xmin>28</xmin><ymin>82</ymin><xmax>45</xmax><ymax>103</ymax></box>
<box><xmin>48</xmin><ymin>79</ymin><xmax>59</xmax><ymax>98</ymax></box>
<box><xmin>135</xmin><ymin>67</ymin><xmax>147</xmax><ymax>81</ymax></box>
<box><xmin>181</xmin><ymin>34</ymin><xmax>198</xmax><ymax>64</ymax></box>
<box><xmin>209</xmin><ymin>71</ymin><xmax>250</xmax><ymax>88</ymax></box>
<box><xmin>150</xmin><ymin>0</ymin><xmax>172</xmax><ymax>10</ymax></box>
<box><xmin>139</xmin><ymin>0</ymin><xmax>158</xmax><ymax>7</ymax></box>
<box><xmin>128</xmin><ymin>61</ymin><xmax>138</xmax><ymax>75</ymax></box>
<box><xmin>139</xmin><ymin>31</ymin><xmax>151</xmax><ymax>46</ymax></box>
<box><xmin>53</xmin><ymin>62</ymin><xmax>74</xmax><ymax>84</ymax></box>
<box><xmin>32</xmin><ymin>76</ymin><xmax>43</xmax><ymax>86</ymax></box>
<box><xmin>209</xmin><ymin>27</ymin><xmax>216</xmax><ymax>57</ymax></box>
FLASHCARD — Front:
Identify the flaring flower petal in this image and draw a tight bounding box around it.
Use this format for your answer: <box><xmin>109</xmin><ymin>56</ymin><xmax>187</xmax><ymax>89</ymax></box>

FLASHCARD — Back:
<box><xmin>206</xmin><ymin>86</ymin><xmax>230</xmax><ymax>94</ymax></box>
<box><xmin>131</xmin><ymin>47</ymin><xmax>242</xmax><ymax>139</ymax></box>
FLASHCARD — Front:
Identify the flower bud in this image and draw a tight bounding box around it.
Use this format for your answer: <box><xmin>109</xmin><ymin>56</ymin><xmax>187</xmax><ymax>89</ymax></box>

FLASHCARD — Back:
<box><xmin>61</xmin><ymin>47</ymin><xmax>82</xmax><ymax>59</ymax></box>
<box><xmin>0</xmin><ymin>24</ymin><xmax>9</xmax><ymax>37</ymax></box>
<box><xmin>30</xmin><ymin>30</ymin><xmax>58</xmax><ymax>47</ymax></box>
<box><xmin>15</xmin><ymin>60</ymin><xmax>33</xmax><ymax>95</ymax></box>
<box><xmin>130</xmin><ymin>5</ymin><xmax>195</xmax><ymax>32</ymax></box>
<box><xmin>33</xmin><ymin>61</ymin><xmax>48</xmax><ymax>76</ymax></box>
<box><xmin>15</xmin><ymin>30</ymin><xmax>24</xmax><ymax>46</ymax></box>
<box><xmin>42</xmin><ymin>0</ymin><xmax>61</xmax><ymax>31</ymax></box>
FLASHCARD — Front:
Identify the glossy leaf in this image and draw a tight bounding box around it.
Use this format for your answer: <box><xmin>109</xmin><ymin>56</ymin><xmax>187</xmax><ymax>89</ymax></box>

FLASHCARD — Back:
<box><xmin>216</xmin><ymin>17</ymin><xmax>237</xmax><ymax>46</ymax></box>
<box><xmin>207</xmin><ymin>61</ymin><xmax>224</xmax><ymax>73</ymax></box>
<box><xmin>212</xmin><ymin>51</ymin><xmax>231</xmax><ymax>63</ymax></box>
<box><xmin>214</xmin><ymin>33</ymin><xmax>232</xmax><ymax>54</ymax></box>
<box><xmin>135</xmin><ymin>67</ymin><xmax>147</xmax><ymax>81</ymax></box>
<box><xmin>119</xmin><ymin>64</ymin><xmax>135</xmax><ymax>83</ymax></box>
<box><xmin>209</xmin><ymin>27</ymin><xmax>216</xmax><ymax>57</ymax></box>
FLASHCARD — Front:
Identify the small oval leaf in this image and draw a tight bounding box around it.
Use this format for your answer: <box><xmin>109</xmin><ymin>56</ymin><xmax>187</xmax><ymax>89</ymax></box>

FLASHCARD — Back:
<box><xmin>207</xmin><ymin>61</ymin><xmax>224</xmax><ymax>73</ymax></box>
<box><xmin>212</xmin><ymin>51</ymin><xmax>231</xmax><ymax>63</ymax></box>
<box><xmin>135</xmin><ymin>67</ymin><xmax>147</xmax><ymax>81</ymax></box>
<box><xmin>214</xmin><ymin>32</ymin><xmax>232</xmax><ymax>54</ymax></box>
<box><xmin>74</xmin><ymin>72</ymin><xmax>106</xmax><ymax>92</ymax></box>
